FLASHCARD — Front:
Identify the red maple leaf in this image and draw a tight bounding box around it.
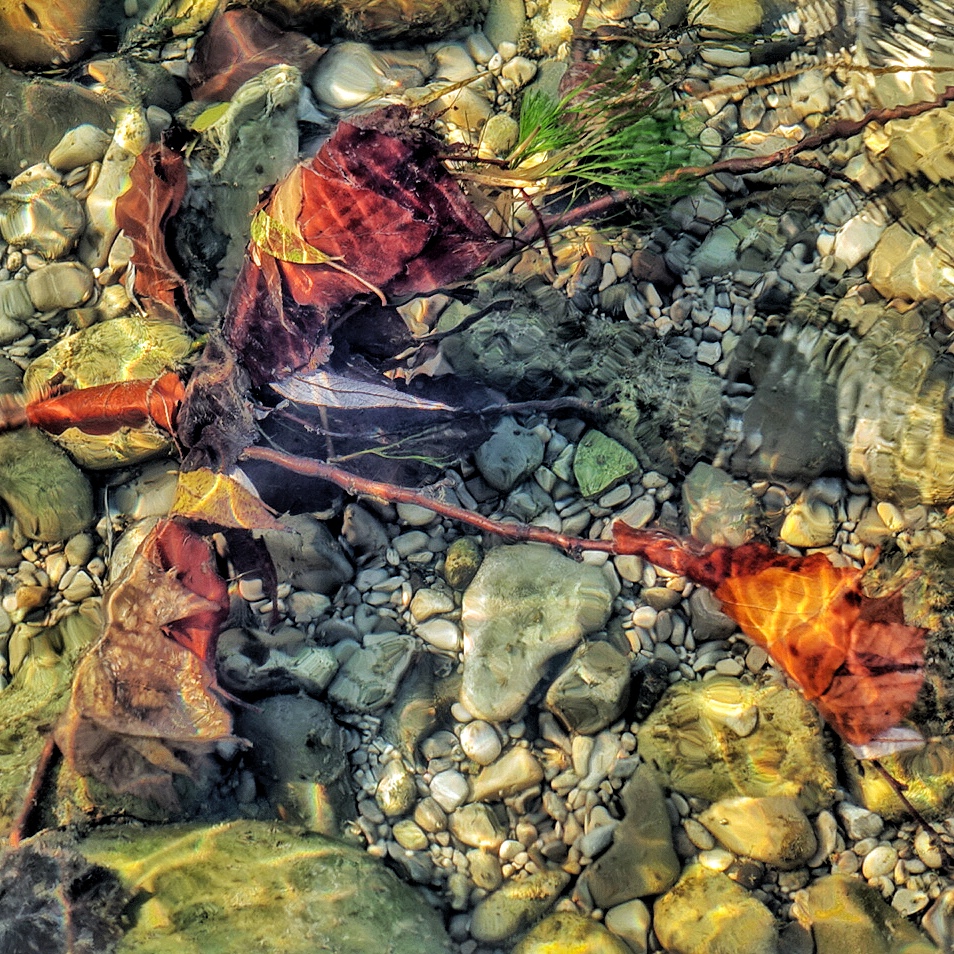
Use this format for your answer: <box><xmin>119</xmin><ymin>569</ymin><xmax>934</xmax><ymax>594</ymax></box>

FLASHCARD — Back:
<box><xmin>613</xmin><ymin>523</ymin><xmax>927</xmax><ymax>747</ymax></box>
<box><xmin>224</xmin><ymin>106</ymin><xmax>500</xmax><ymax>387</ymax></box>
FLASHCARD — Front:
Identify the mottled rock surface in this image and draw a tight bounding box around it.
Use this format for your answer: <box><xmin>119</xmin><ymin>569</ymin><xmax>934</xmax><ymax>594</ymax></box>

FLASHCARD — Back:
<box><xmin>461</xmin><ymin>544</ymin><xmax>613</xmax><ymax>721</ymax></box>
<box><xmin>794</xmin><ymin>874</ymin><xmax>938</xmax><ymax>954</ymax></box>
<box><xmin>78</xmin><ymin>820</ymin><xmax>453</xmax><ymax>954</ymax></box>
<box><xmin>654</xmin><ymin>863</ymin><xmax>779</xmax><ymax>954</ymax></box>
<box><xmin>581</xmin><ymin>765</ymin><xmax>680</xmax><ymax>908</ymax></box>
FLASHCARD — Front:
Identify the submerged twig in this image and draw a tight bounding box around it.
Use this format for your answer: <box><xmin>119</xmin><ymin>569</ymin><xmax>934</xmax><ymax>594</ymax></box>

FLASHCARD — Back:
<box><xmin>871</xmin><ymin>758</ymin><xmax>954</xmax><ymax>867</ymax></box>
<box><xmin>9</xmin><ymin>735</ymin><xmax>57</xmax><ymax>847</ymax></box>
<box><xmin>241</xmin><ymin>446</ymin><xmax>616</xmax><ymax>557</ymax></box>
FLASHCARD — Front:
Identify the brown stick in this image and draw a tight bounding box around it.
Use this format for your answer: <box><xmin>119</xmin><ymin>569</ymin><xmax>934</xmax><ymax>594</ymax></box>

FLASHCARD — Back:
<box><xmin>242</xmin><ymin>445</ymin><xmax>617</xmax><ymax>557</ymax></box>
<box><xmin>9</xmin><ymin>734</ymin><xmax>57</xmax><ymax>847</ymax></box>
<box><xmin>871</xmin><ymin>758</ymin><xmax>954</xmax><ymax>867</ymax></box>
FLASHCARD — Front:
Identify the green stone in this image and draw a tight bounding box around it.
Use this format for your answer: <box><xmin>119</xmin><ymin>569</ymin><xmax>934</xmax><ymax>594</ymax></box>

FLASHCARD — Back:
<box><xmin>78</xmin><ymin>820</ymin><xmax>453</xmax><ymax>954</ymax></box>
<box><xmin>0</xmin><ymin>429</ymin><xmax>93</xmax><ymax>541</ymax></box>
<box><xmin>443</xmin><ymin>536</ymin><xmax>483</xmax><ymax>590</ymax></box>
<box><xmin>573</xmin><ymin>430</ymin><xmax>639</xmax><ymax>498</ymax></box>
<box><xmin>637</xmin><ymin>677</ymin><xmax>837</xmax><ymax>813</ymax></box>
<box><xmin>654</xmin><ymin>864</ymin><xmax>778</xmax><ymax>954</ymax></box>
<box><xmin>512</xmin><ymin>911</ymin><xmax>632</xmax><ymax>953</ymax></box>
<box><xmin>798</xmin><ymin>874</ymin><xmax>938</xmax><ymax>954</ymax></box>
<box><xmin>0</xmin><ymin>605</ymin><xmax>101</xmax><ymax>840</ymax></box>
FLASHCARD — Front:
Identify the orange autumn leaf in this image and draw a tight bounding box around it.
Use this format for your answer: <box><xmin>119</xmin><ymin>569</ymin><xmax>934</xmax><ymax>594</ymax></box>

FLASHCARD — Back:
<box><xmin>24</xmin><ymin>372</ymin><xmax>185</xmax><ymax>436</ymax></box>
<box><xmin>612</xmin><ymin>523</ymin><xmax>926</xmax><ymax>747</ymax></box>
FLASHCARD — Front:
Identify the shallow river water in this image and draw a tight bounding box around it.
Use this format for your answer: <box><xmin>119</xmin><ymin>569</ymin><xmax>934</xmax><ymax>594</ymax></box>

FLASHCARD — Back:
<box><xmin>2</xmin><ymin>2</ymin><xmax>954</xmax><ymax>953</ymax></box>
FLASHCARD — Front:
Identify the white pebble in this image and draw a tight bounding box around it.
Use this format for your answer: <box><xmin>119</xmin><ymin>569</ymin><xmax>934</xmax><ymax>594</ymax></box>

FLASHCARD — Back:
<box><xmin>698</xmin><ymin>848</ymin><xmax>734</xmax><ymax>871</ymax></box>
<box><xmin>862</xmin><ymin>845</ymin><xmax>898</xmax><ymax>879</ymax></box>
<box><xmin>696</xmin><ymin>339</ymin><xmax>722</xmax><ymax>366</ymax></box>
<box><xmin>838</xmin><ymin>803</ymin><xmax>884</xmax><ymax>840</ymax></box>
<box><xmin>459</xmin><ymin>720</ymin><xmax>502</xmax><ymax>765</ymax></box>
<box><xmin>714</xmin><ymin>657</ymin><xmax>744</xmax><ymax>677</ymax></box>
<box><xmin>578</xmin><ymin>822</ymin><xmax>617</xmax><ymax>860</ymax></box>
<box><xmin>430</xmin><ymin>770</ymin><xmax>470</xmax><ymax>812</ymax></box>
<box><xmin>914</xmin><ymin>829</ymin><xmax>944</xmax><ymax>869</ymax></box>
<box><xmin>415</xmin><ymin>618</ymin><xmax>461</xmax><ymax>652</ymax></box>
<box><xmin>892</xmin><ymin>887</ymin><xmax>929</xmax><ymax>916</ymax></box>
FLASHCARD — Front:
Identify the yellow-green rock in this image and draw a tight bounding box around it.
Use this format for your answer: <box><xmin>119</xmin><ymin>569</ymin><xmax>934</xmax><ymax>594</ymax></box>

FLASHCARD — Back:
<box><xmin>689</xmin><ymin>0</ymin><xmax>763</xmax><ymax>33</ymax></box>
<box><xmin>637</xmin><ymin>676</ymin><xmax>837</xmax><ymax>812</ymax></box>
<box><xmin>793</xmin><ymin>874</ymin><xmax>938</xmax><ymax>954</ymax></box>
<box><xmin>0</xmin><ymin>429</ymin><xmax>93</xmax><ymax>540</ymax></box>
<box><xmin>654</xmin><ymin>864</ymin><xmax>779</xmax><ymax>954</ymax></box>
<box><xmin>24</xmin><ymin>316</ymin><xmax>192</xmax><ymax>469</ymax></box>
<box><xmin>443</xmin><ymin>535</ymin><xmax>483</xmax><ymax>590</ymax></box>
<box><xmin>78</xmin><ymin>820</ymin><xmax>453</xmax><ymax>954</ymax></box>
<box><xmin>580</xmin><ymin>765</ymin><xmax>679</xmax><ymax>908</ymax></box>
<box><xmin>697</xmin><ymin>796</ymin><xmax>817</xmax><ymax>869</ymax></box>
<box><xmin>844</xmin><ymin>736</ymin><xmax>954</xmax><ymax>820</ymax></box>
<box><xmin>470</xmin><ymin>869</ymin><xmax>570</xmax><ymax>944</ymax></box>
<box><xmin>511</xmin><ymin>911</ymin><xmax>631</xmax><ymax>953</ymax></box>
<box><xmin>0</xmin><ymin>604</ymin><xmax>101</xmax><ymax>839</ymax></box>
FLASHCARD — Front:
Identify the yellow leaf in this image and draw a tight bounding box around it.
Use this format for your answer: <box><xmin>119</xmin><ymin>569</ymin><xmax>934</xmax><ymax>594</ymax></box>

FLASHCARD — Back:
<box><xmin>171</xmin><ymin>469</ymin><xmax>287</xmax><ymax>530</ymax></box>
<box><xmin>249</xmin><ymin>208</ymin><xmax>388</xmax><ymax>304</ymax></box>
<box><xmin>250</xmin><ymin>209</ymin><xmax>341</xmax><ymax>266</ymax></box>
<box><xmin>191</xmin><ymin>101</ymin><xmax>230</xmax><ymax>133</ymax></box>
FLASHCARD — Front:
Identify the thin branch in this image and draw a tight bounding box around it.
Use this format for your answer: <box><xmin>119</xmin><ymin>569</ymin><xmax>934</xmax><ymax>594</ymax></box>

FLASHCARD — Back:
<box><xmin>242</xmin><ymin>445</ymin><xmax>616</xmax><ymax>557</ymax></box>
<box><xmin>871</xmin><ymin>758</ymin><xmax>953</xmax><ymax>866</ymax></box>
<box><xmin>9</xmin><ymin>735</ymin><xmax>56</xmax><ymax>847</ymax></box>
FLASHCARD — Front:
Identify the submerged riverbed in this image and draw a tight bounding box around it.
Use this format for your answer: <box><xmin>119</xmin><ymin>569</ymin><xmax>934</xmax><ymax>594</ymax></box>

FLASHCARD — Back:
<box><xmin>2</xmin><ymin>1</ymin><xmax>954</xmax><ymax>952</ymax></box>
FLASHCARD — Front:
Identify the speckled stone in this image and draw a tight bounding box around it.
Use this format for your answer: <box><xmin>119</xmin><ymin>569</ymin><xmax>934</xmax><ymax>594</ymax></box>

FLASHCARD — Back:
<box><xmin>376</xmin><ymin>759</ymin><xmax>418</xmax><ymax>818</ymax></box>
<box><xmin>654</xmin><ymin>863</ymin><xmax>778</xmax><ymax>954</ymax></box>
<box><xmin>698</xmin><ymin>796</ymin><xmax>817</xmax><ymax>870</ymax></box>
<box><xmin>448</xmin><ymin>803</ymin><xmax>506</xmax><ymax>850</ymax></box>
<box><xmin>461</xmin><ymin>544</ymin><xmax>613</xmax><ymax>721</ymax></box>
<box><xmin>511</xmin><ymin>911</ymin><xmax>632</xmax><ymax>953</ymax></box>
<box><xmin>795</xmin><ymin>874</ymin><xmax>937</xmax><ymax>954</ymax></box>
<box><xmin>469</xmin><ymin>869</ymin><xmax>570</xmax><ymax>944</ymax></box>
<box><xmin>443</xmin><ymin>536</ymin><xmax>483</xmax><ymax>590</ymax></box>
<box><xmin>545</xmin><ymin>640</ymin><xmax>630</xmax><ymax>735</ymax></box>
<box><xmin>474</xmin><ymin>417</ymin><xmax>545</xmax><ymax>492</ymax></box>
<box><xmin>471</xmin><ymin>746</ymin><xmax>544</xmax><ymax>801</ymax></box>
<box><xmin>581</xmin><ymin>765</ymin><xmax>680</xmax><ymax>908</ymax></box>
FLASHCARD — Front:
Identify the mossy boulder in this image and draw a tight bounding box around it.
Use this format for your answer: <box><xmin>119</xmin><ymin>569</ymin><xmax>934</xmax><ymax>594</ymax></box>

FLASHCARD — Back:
<box><xmin>77</xmin><ymin>820</ymin><xmax>452</xmax><ymax>954</ymax></box>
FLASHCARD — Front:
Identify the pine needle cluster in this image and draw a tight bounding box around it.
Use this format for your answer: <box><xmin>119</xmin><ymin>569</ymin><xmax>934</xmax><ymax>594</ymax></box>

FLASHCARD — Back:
<box><xmin>509</xmin><ymin>53</ymin><xmax>698</xmax><ymax>200</ymax></box>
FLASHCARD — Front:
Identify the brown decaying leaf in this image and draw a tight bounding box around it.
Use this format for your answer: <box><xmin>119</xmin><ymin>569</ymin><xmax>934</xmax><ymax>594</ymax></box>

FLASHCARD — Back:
<box><xmin>188</xmin><ymin>7</ymin><xmax>324</xmax><ymax>102</ymax></box>
<box><xmin>612</xmin><ymin>524</ymin><xmax>927</xmax><ymax>747</ymax></box>
<box><xmin>55</xmin><ymin>519</ymin><xmax>236</xmax><ymax>809</ymax></box>
<box><xmin>224</xmin><ymin>106</ymin><xmax>500</xmax><ymax>388</ymax></box>
<box><xmin>113</xmin><ymin>143</ymin><xmax>188</xmax><ymax>323</ymax></box>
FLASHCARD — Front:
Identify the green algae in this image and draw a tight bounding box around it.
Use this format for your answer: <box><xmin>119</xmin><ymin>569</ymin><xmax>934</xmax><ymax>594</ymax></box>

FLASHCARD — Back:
<box><xmin>0</xmin><ymin>605</ymin><xmax>101</xmax><ymax>839</ymax></box>
<box><xmin>572</xmin><ymin>429</ymin><xmax>639</xmax><ymax>497</ymax></box>
<box><xmin>78</xmin><ymin>820</ymin><xmax>453</xmax><ymax>954</ymax></box>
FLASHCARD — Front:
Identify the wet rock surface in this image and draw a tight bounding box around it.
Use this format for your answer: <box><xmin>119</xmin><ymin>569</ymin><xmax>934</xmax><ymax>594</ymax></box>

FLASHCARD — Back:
<box><xmin>460</xmin><ymin>544</ymin><xmax>613</xmax><ymax>721</ymax></box>
<box><xmin>74</xmin><ymin>819</ymin><xmax>454</xmax><ymax>954</ymax></box>
<box><xmin>580</xmin><ymin>764</ymin><xmax>680</xmax><ymax>908</ymax></box>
